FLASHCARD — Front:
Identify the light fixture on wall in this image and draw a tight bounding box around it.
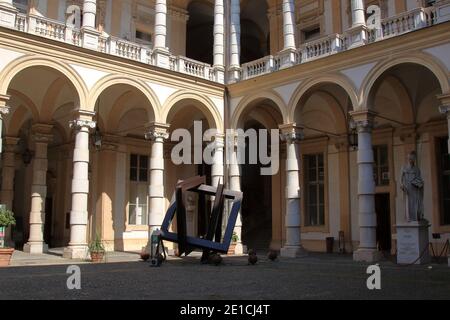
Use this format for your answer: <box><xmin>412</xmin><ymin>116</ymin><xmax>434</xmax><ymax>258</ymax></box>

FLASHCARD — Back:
<box><xmin>92</xmin><ymin>97</ymin><xmax>103</xmax><ymax>151</ymax></box>
<box><xmin>93</xmin><ymin>126</ymin><xmax>102</xmax><ymax>151</ymax></box>
<box><xmin>21</xmin><ymin>148</ymin><xmax>34</xmax><ymax>166</ymax></box>
<box><xmin>348</xmin><ymin>120</ymin><xmax>358</xmax><ymax>150</ymax></box>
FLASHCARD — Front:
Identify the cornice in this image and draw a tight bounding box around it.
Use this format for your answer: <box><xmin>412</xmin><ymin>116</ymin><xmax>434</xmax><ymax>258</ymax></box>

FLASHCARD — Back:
<box><xmin>0</xmin><ymin>26</ymin><xmax>225</xmax><ymax>96</ymax></box>
<box><xmin>228</xmin><ymin>21</ymin><xmax>450</xmax><ymax>97</ymax></box>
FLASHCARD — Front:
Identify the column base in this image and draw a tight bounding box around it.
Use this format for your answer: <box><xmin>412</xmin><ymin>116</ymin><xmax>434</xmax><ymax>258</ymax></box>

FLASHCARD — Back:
<box><xmin>63</xmin><ymin>245</ymin><xmax>89</xmax><ymax>260</ymax></box>
<box><xmin>345</xmin><ymin>25</ymin><xmax>368</xmax><ymax>49</ymax></box>
<box><xmin>153</xmin><ymin>48</ymin><xmax>172</xmax><ymax>69</ymax></box>
<box><xmin>280</xmin><ymin>245</ymin><xmax>308</xmax><ymax>258</ymax></box>
<box><xmin>81</xmin><ymin>27</ymin><xmax>101</xmax><ymax>51</ymax></box>
<box><xmin>228</xmin><ymin>66</ymin><xmax>242</xmax><ymax>84</ymax></box>
<box><xmin>0</xmin><ymin>4</ymin><xmax>18</xmax><ymax>29</ymax></box>
<box><xmin>23</xmin><ymin>242</ymin><xmax>48</xmax><ymax>254</ymax></box>
<box><xmin>212</xmin><ymin>66</ymin><xmax>225</xmax><ymax>84</ymax></box>
<box><xmin>278</xmin><ymin>48</ymin><xmax>298</xmax><ymax>69</ymax></box>
<box><xmin>353</xmin><ymin>248</ymin><xmax>382</xmax><ymax>263</ymax></box>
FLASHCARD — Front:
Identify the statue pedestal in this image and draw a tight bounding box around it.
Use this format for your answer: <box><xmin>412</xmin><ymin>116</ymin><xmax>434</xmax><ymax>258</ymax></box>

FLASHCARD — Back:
<box><xmin>396</xmin><ymin>220</ymin><xmax>430</xmax><ymax>265</ymax></box>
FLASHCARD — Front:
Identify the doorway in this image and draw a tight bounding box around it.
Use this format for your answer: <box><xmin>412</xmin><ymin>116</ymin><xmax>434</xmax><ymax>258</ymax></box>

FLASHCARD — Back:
<box><xmin>241</xmin><ymin>123</ymin><xmax>273</xmax><ymax>251</ymax></box>
<box><xmin>375</xmin><ymin>193</ymin><xmax>392</xmax><ymax>252</ymax></box>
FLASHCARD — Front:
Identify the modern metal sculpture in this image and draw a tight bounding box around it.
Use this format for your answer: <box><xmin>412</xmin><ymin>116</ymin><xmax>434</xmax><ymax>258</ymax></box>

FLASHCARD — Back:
<box><xmin>160</xmin><ymin>176</ymin><xmax>243</xmax><ymax>263</ymax></box>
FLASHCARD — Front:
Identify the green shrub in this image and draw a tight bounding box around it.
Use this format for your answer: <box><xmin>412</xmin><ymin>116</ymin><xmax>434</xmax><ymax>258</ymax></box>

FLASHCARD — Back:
<box><xmin>0</xmin><ymin>208</ymin><xmax>16</xmax><ymax>228</ymax></box>
<box><xmin>88</xmin><ymin>233</ymin><xmax>105</xmax><ymax>253</ymax></box>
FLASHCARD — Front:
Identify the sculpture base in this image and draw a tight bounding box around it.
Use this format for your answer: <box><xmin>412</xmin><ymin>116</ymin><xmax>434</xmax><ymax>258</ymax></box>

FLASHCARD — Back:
<box><xmin>396</xmin><ymin>220</ymin><xmax>431</xmax><ymax>265</ymax></box>
<box><xmin>353</xmin><ymin>248</ymin><xmax>382</xmax><ymax>263</ymax></box>
<box><xmin>280</xmin><ymin>245</ymin><xmax>308</xmax><ymax>258</ymax></box>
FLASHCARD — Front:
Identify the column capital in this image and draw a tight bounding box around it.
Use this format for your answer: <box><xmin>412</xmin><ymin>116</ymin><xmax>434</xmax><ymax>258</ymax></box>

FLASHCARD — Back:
<box><xmin>69</xmin><ymin>110</ymin><xmax>96</xmax><ymax>131</ymax></box>
<box><xmin>214</xmin><ymin>133</ymin><xmax>225</xmax><ymax>146</ymax></box>
<box><xmin>3</xmin><ymin>136</ymin><xmax>19</xmax><ymax>153</ymax></box>
<box><xmin>31</xmin><ymin>123</ymin><xmax>53</xmax><ymax>144</ymax></box>
<box><xmin>437</xmin><ymin>93</ymin><xmax>450</xmax><ymax>105</ymax></box>
<box><xmin>145</xmin><ymin>122</ymin><xmax>170</xmax><ymax>141</ymax></box>
<box><xmin>0</xmin><ymin>94</ymin><xmax>11</xmax><ymax>117</ymax></box>
<box><xmin>279</xmin><ymin>124</ymin><xmax>304</xmax><ymax>143</ymax></box>
<box><xmin>350</xmin><ymin>110</ymin><xmax>377</xmax><ymax>131</ymax></box>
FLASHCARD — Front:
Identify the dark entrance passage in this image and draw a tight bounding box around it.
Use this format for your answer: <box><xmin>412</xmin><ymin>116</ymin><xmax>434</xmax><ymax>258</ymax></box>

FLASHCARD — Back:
<box><xmin>241</xmin><ymin>123</ymin><xmax>272</xmax><ymax>251</ymax></box>
<box><xmin>375</xmin><ymin>193</ymin><xmax>392</xmax><ymax>252</ymax></box>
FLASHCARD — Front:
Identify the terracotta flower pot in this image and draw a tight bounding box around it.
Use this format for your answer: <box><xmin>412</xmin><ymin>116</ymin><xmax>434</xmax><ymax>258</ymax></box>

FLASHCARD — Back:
<box><xmin>0</xmin><ymin>248</ymin><xmax>14</xmax><ymax>267</ymax></box>
<box><xmin>228</xmin><ymin>243</ymin><xmax>237</xmax><ymax>256</ymax></box>
<box><xmin>90</xmin><ymin>251</ymin><xmax>105</xmax><ymax>263</ymax></box>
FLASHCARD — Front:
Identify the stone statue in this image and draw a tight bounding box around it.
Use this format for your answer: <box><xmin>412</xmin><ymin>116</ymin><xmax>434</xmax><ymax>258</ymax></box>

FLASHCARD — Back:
<box><xmin>400</xmin><ymin>151</ymin><xmax>424</xmax><ymax>222</ymax></box>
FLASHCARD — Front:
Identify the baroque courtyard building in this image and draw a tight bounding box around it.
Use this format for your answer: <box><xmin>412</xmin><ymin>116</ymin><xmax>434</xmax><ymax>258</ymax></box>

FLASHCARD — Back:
<box><xmin>0</xmin><ymin>0</ymin><xmax>449</xmax><ymax>263</ymax></box>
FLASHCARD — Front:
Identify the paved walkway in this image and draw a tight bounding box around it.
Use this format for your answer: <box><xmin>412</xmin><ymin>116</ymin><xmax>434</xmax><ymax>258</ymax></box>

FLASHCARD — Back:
<box><xmin>10</xmin><ymin>248</ymin><xmax>142</xmax><ymax>267</ymax></box>
<box><xmin>1</xmin><ymin>253</ymin><xmax>449</xmax><ymax>300</ymax></box>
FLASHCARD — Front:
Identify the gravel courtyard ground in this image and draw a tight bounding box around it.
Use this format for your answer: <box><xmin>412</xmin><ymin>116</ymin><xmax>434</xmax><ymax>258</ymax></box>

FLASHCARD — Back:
<box><xmin>0</xmin><ymin>253</ymin><xmax>449</xmax><ymax>300</ymax></box>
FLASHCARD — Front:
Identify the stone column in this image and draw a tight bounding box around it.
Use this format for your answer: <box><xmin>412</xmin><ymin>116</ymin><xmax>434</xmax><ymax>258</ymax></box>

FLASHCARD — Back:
<box><xmin>0</xmin><ymin>0</ymin><xmax>17</xmax><ymax>29</ymax></box>
<box><xmin>0</xmin><ymin>0</ymin><xmax>13</xmax><ymax>6</ymax></box>
<box><xmin>282</xmin><ymin>0</ymin><xmax>296</xmax><ymax>49</ymax></box>
<box><xmin>153</xmin><ymin>0</ymin><xmax>171</xmax><ymax>69</ymax></box>
<box><xmin>211</xmin><ymin>134</ymin><xmax>225</xmax><ymax>188</ymax></box>
<box><xmin>346</xmin><ymin>0</ymin><xmax>368</xmax><ymax>48</ymax></box>
<box><xmin>351</xmin><ymin>0</ymin><xmax>366</xmax><ymax>27</ymax></box>
<box><xmin>154</xmin><ymin>0</ymin><xmax>167</xmax><ymax>50</ymax></box>
<box><xmin>0</xmin><ymin>137</ymin><xmax>19</xmax><ymax>247</ymax></box>
<box><xmin>23</xmin><ymin>124</ymin><xmax>53</xmax><ymax>254</ymax></box>
<box><xmin>82</xmin><ymin>0</ymin><xmax>97</xmax><ymax>29</ymax></box>
<box><xmin>438</xmin><ymin>94</ymin><xmax>450</xmax><ymax>154</ymax></box>
<box><xmin>229</xmin><ymin>0</ymin><xmax>241</xmax><ymax>83</ymax></box>
<box><xmin>145</xmin><ymin>123</ymin><xmax>170</xmax><ymax>239</ymax></box>
<box><xmin>0</xmin><ymin>95</ymin><xmax>11</xmax><ymax>154</ymax></box>
<box><xmin>213</xmin><ymin>0</ymin><xmax>225</xmax><ymax>83</ymax></box>
<box><xmin>81</xmin><ymin>0</ymin><xmax>100</xmax><ymax>50</ymax></box>
<box><xmin>63</xmin><ymin>111</ymin><xmax>96</xmax><ymax>259</ymax></box>
<box><xmin>350</xmin><ymin>110</ymin><xmax>382</xmax><ymax>262</ymax></box>
<box><xmin>280</xmin><ymin>124</ymin><xmax>306</xmax><ymax>258</ymax></box>
<box><xmin>279</xmin><ymin>0</ymin><xmax>298</xmax><ymax>69</ymax></box>
<box><xmin>228</xmin><ymin>132</ymin><xmax>244</xmax><ymax>254</ymax></box>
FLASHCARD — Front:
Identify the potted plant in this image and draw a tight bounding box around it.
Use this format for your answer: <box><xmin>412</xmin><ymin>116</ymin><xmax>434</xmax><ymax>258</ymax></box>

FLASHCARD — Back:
<box><xmin>228</xmin><ymin>232</ymin><xmax>239</xmax><ymax>256</ymax></box>
<box><xmin>88</xmin><ymin>234</ymin><xmax>105</xmax><ymax>263</ymax></box>
<box><xmin>0</xmin><ymin>207</ymin><xmax>16</xmax><ymax>267</ymax></box>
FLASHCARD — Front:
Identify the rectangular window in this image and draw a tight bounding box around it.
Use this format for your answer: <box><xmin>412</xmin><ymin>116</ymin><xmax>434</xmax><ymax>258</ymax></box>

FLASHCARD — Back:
<box><xmin>373</xmin><ymin>145</ymin><xmax>390</xmax><ymax>186</ymax></box>
<box><xmin>304</xmin><ymin>154</ymin><xmax>325</xmax><ymax>227</ymax></box>
<box><xmin>135</xmin><ymin>30</ymin><xmax>152</xmax><ymax>46</ymax></box>
<box><xmin>437</xmin><ymin>137</ymin><xmax>450</xmax><ymax>225</ymax></box>
<box><xmin>129</xmin><ymin>154</ymin><xmax>149</xmax><ymax>226</ymax></box>
<box><xmin>302</xmin><ymin>26</ymin><xmax>321</xmax><ymax>42</ymax></box>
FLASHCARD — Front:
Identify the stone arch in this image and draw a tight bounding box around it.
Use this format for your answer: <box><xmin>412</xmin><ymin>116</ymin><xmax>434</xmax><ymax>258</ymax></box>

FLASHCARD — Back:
<box><xmin>361</xmin><ymin>53</ymin><xmax>449</xmax><ymax>111</ymax></box>
<box><xmin>40</xmin><ymin>78</ymin><xmax>69</xmax><ymax>123</ymax></box>
<box><xmin>288</xmin><ymin>75</ymin><xmax>359</xmax><ymax>122</ymax></box>
<box><xmin>107</xmin><ymin>91</ymin><xmax>154</xmax><ymax>133</ymax></box>
<box><xmin>295</xmin><ymin>90</ymin><xmax>348</xmax><ymax>135</ymax></box>
<box><xmin>373</xmin><ymin>74</ymin><xmax>415</xmax><ymax>125</ymax></box>
<box><xmin>88</xmin><ymin>74</ymin><xmax>161</xmax><ymax>121</ymax></box>
<box><xmin>5</xmin><ymin>105</ymin><xmax>32</xmax><ymax>137</ymax></box>
<box><xmin>0</xmin><ymin>55</ymin><xmax>87</xmax><ymax>108</ymax></box>
<box><xmin>231</xmin><ymin>90</ymin><xmax>287</xmax><ymax>130</ymax></box>
<box><xmin>162</xmin><ymin>91</ymin><xmax>224</xmax><ymax>133</ymax></box>
<box><xmin>6</xmin><ymin>89</ymin><xmax>40</xmax><ymax>121</ymax></box>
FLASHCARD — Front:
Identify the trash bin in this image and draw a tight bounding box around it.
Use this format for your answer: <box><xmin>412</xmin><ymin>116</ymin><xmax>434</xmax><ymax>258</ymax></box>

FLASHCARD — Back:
<box><xmin>326</xmin><ymin>237</ymin><xmax>335</xmax><ymax>254</ymax></box>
